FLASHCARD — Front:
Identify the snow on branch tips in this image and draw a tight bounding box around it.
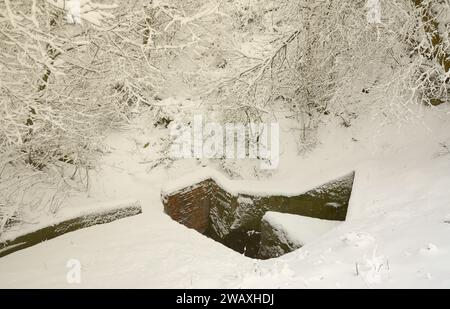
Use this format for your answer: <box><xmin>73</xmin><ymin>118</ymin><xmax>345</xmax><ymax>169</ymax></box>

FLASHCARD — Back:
<box><xmin>45</xmin><ymin>0</ymin><xmax>117</xmax><ymax>26</ymax></box>
<box><xmin>0</xmin><ymin>0</ymin><xmax>227</xmax><ymax>228</ymax></box>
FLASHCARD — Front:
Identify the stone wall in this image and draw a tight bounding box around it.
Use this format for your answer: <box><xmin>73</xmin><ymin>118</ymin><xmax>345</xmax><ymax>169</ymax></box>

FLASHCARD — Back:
<box><xmin>162</xmin><ymin>172</ymin><xmax>355</xmax><ymax>258</ymax></box>
<box><xmin>0</xmin><ymin>202</ymin><xmax>142</xmax><ymax>259</ymax></box>
<box><xmin>258</xmin><ymin>218</ymin><xmax>302</xmax><ymax>259</ymax></box>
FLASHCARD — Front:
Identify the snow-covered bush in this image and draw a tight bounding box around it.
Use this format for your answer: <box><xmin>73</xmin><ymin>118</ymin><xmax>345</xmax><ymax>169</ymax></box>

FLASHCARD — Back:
<box><xmin>214</xmin><ymin>0</ymin><xmax>449</xmax><ymax>150</ymax></box>
<box><xmin>214</xmin><ymin>1</ymin><xmax>382</xmax><ymax>148</ymax></box>
<box><xmin>0</xmin><ymin>0</ymin><xmax>121</xmax><ymax>230</ymax></box>
<box><xmin>0</xmin><ymin>0</ymin><xmax>219</xmax><ymax>231</ymax></box>
<box><xmin>229</xmin><ymin>0</ymin><xmax>266</xmax><ymax>32</ymax></box>
<box><xmin>400</xmin><ymin>0</ymin><xmax>449</xmax><ymax>106</ymax></box>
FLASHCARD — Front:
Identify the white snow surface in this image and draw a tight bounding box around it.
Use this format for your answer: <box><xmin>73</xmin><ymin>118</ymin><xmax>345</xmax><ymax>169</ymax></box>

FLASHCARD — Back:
<box><xmin>161</xmin><ymin>166</ymin><xmax>352</xmax><ymax>198</ymax></box>
<box><xmin>0</xmin><ymin>199</ymin><xmax>141</xmax><ymax>243</ymax></box>
<box><xmin>262</xmin><ymin>212</ymin><xmax>341</xmax><ymax>246</ymax></box>
<box><xmin>1</xmin><ymin>104</ymin><xmax>450</xmax><ymax>288</ymax></box>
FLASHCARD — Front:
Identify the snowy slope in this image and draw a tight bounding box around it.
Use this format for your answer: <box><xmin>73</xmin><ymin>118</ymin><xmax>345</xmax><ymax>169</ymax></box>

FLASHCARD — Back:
<box><xmin>233</xmin><ymin>156</ymin><xmax>450</xmax><ymax>288</ymax></box>
<box><xmin>0</xmin><ymin>104</ymin><xmax>450</xmax><ymax>288</ymax></box>
<box><xmin>262</xmin><ymin>212</ymin><xmax>341</xmax><ymax>247</ymax></box>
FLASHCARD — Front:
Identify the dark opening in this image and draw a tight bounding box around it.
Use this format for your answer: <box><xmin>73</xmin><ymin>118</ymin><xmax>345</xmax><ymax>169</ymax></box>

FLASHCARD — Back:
<box><xmin>164</xmin><ymin>172</ymin><xmax>355</xmax><ymax>259</ymax></box>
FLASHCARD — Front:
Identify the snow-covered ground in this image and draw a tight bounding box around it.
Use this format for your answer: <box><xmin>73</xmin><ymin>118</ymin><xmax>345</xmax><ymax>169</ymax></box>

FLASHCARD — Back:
<box><xmin>1</xmin><ymin>100</ymin><xmax>449</xmax><ymax>288</ymax></box>
<box><xmin>262</xmin><ymin>212</ymin><xmax>341</xmax><ymax>247</ymax></box>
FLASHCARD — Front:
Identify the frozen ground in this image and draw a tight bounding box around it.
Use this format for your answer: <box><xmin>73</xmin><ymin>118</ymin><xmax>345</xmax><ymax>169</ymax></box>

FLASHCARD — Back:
<box><xmin>0</xmin><ymin>100</ymin><xmax>450</xmax><ymax>288</ymax></box>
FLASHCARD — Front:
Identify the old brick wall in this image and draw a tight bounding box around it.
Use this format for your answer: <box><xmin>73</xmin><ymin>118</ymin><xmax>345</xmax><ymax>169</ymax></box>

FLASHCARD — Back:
<box><xmin>162</xmin><ymin>179</ymin><xmax>213</xmax><ymax>234</ymax></box>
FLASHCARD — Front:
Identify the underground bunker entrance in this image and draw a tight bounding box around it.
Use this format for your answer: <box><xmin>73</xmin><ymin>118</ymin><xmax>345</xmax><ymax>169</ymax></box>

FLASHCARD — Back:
<box><xmin>163</xmin><ymin>172</ymin><xmax>355</xmax><ymax>260</ymax></box>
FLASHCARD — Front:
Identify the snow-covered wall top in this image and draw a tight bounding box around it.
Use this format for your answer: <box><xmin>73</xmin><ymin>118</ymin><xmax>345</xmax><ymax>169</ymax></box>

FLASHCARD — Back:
<box><xmin>161</xmin><ymin>167</ymin><xmax>355</xmax><ymax>198</ymax></box>
<box><xmin>0</xmin><ymin>199</ymin><xmax>142</xmax><ymax>243</ymax></box>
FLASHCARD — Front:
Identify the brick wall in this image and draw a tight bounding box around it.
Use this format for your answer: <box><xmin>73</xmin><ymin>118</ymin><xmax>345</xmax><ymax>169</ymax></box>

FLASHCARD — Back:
<box><xmin>162</xmin><ymin>179</ymin><xmax>213</xmax><ymax>234</ymax></box>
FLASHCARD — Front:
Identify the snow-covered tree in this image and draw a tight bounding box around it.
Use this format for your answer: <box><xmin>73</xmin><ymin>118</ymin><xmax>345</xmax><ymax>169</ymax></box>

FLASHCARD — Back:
<box><xmin>214</xmin><ymin>0</ymin><xmax>448</xmax><ymax>150</ymax></box>
<box><xmin>405</xmin><ymin>0</ymin><xmax>449</xmax><ymax>106</ymax></box>
<box><xmin>0</xmin><ymin>0</ymin><xmax>220</xmax><ymax>231</ymax></box>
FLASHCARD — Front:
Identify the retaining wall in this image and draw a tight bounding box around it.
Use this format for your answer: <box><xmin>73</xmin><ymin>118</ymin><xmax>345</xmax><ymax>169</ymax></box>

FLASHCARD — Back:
<box><xmin>162</xmin><ymin>171</ymin><xmax>355</xmax><ymax>238</ymax></box>
<box><xmin>0</xmin><ymin>201</ymin><xmax>142</xmax><ymax>258</ymax></box>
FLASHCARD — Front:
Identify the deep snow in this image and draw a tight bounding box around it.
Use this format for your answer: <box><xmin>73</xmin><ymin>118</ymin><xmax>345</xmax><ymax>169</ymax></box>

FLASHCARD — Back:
<box><xmin>262</xmin><ymin>212</ymin><xmax>341</xmax><ymax>247</ymax></box>
<box><xmin>0</xmin><ymin>101</ymin><xmax>449</xmax><ymax>288</ymax></box>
